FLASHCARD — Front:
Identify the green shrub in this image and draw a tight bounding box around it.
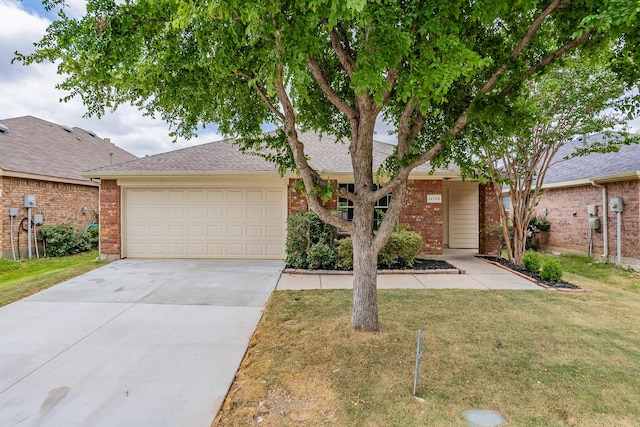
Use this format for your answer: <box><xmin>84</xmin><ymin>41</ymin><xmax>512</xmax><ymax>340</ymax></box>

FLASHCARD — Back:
<box><xmin>306</xmin><ymin>242</ymin><xmax>336</xmax><ymax>270</ymax></box>
<box><xmin>40</xmin><ymin>223</ymin><xmax>97</xmax><ymax>257</ymax></box>
<box><xmin>335</xmin><ymin>238</ymin><xmax>353</xmax><ymax>270</ymax></box>
<box><xmin>334</xmin><ymin>231</ymin><xmax>422</xmax><ymax>270</ymax></box>
<box><xmin>522</xmin><ymin>251</ymin><xmax>542</xmax><ymax>272</ymax></box>
<box><xmin>285</xmin><ymin>211</ymin><xmax>337</xmax><ymax>269</ymax></box>
<box><xmin>540</xmin><ymin>259</ymin><xmax>563</xmax><ymax>282</ymax></box>
<box><xmin>380</xmin><ymin>230</ymin><xmax>423</xmax><ymax>267</ymax></box>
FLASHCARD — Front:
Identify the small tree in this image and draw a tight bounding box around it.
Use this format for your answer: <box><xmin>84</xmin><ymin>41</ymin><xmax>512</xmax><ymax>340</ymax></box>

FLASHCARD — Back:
<box><xmin>468</xmin><ymin>60</ymin><xmax>639</xmax><ymax>266</ymax></box>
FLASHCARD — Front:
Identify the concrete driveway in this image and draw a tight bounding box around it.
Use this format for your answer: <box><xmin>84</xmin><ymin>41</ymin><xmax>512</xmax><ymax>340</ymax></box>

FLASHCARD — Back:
<box><xmin>0</xmin><ymin>259</ymin><xmax>283</xmax><ymax>426</ymax></box>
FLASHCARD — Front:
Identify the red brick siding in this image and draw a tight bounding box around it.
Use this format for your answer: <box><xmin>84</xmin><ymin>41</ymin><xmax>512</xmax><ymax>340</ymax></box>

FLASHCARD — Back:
<box><xmin>0</xmin><ymin>176</ymin><xmax>98</xmax><ymax>258</ymax></box>
<box><xmin>399</xmin><ymin>180</ymin><xmax>444</xmax><ymax>255</ymax></box>
<box><xmin>536</xmin><ymin>180</ymin><xmax>640</xmax><ymax>261</ymax></box>
<box><xmin>287</xmin><ymin>178</ymin><xmax>337</xmax><ymax>216</ymax></box>
<box><xmin>99</xmin><ymin>179</ymin><xmax>122</xmax><ymax>257</ymax></box>
<box><xmin>478</xmin><ymin>183</ymin><xmax>502</xmax><ymax>255</ymax></box>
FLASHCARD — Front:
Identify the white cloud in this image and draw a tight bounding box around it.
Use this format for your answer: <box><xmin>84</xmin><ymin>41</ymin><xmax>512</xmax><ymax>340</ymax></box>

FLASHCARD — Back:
<box><xmin>0</xmin><ymin>1</ymin><xmax>222</xmax><ymax>158</ymax></box>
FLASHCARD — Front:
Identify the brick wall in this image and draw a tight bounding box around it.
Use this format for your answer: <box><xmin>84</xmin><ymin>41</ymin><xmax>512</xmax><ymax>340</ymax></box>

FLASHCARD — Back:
<box><xmin>0</xmin><ymin>176</ymin><xmax>98</xmax><ymax>258</ymax></box>
<box><xmin>478</xmin><ymin>183</ymin><xmax>502</xmax><ymax>255</ymax></box>
<box><xmin>99</xmin><ymin>179</ymin><xmax>122</xmax><ymax>259</ymax></box>
<box><xmin>536</xmin><ymin>180</ymin><xmax>640</xmax><ymax>262</ymax></box>
<box><xmin>399</xmin><ymin>180</ymin><xmax>443</xmax><ymax>255</ymax></box>
<box><xmin>287</xmin><ymin>178</ymin><xmax>338</xmax><ymax>216</ymax></box>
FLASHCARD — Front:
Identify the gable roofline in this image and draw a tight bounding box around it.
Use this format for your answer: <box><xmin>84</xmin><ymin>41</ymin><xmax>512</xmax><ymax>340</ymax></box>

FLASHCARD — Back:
<box><xmin>0</xmin><ymin>115</ymin><xmax>138</xmax><ymax>183</ymax></box>
<box><xmin>83</xmin><ymin>130</ymin><xmax>460</xmax><ymax>179</ymax></box>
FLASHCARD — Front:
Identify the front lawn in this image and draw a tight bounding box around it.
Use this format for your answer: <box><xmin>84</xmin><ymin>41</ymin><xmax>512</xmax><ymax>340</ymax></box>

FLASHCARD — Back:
<box><xmin>214</xmin><ymin>257</ymin><xmax>640</xmax><ymax>426</ymax></box>
<box><xmin>0</xmin><ymin>250</ymin><xmax>108</xmax><ymax>306</ymax></box>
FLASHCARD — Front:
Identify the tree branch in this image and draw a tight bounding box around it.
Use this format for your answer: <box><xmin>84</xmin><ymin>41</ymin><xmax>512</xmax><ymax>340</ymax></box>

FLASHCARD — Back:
<box><xmin>329</xmin><ymin>26</ymin><xmax>356</xmax><ymax>78</ymax></box>
<box><xmin>236</xmin><ymin>72</ymin><xmax>284</xmax><ymax>121</ymax></box>
<box><xmin>306</xmin><ymin>56</ymin><xmax>359</xmax><ymax>122</ymax></box>
<box><xmin>481</xmin><ymin>0</ymin><xmax>562</xmax><ymax>95</ymax></box>
<box><xmin>273</xmin><ymin>55</ymin><xmax>353</xmax><ymax>231</ymax></box>
<box><xmin>501</xmin><ymin>29</ymin><xmax>593</xmax><ymax>96</ymax></box>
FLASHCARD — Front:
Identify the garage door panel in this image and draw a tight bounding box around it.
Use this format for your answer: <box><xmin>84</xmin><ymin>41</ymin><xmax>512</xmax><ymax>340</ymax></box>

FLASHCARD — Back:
<box><xmin>124</xmin><ymin>186</ymin><xmax>286</xmax><ymax>259</ymax></box>
<box><xmin>227</xmin><ymin>191</ymin><xmax>244</xmax><ymax>202</ymax></box>
<box><xmin>207</xmin><ymin>207</ymin><xmax>224</xmax><ymax>219</ymax></box>
<box><xmin>207</xmin><ymin>225</ymin><xmax>224</xmax><ymax>237</ymax></box>
<box><xmin>227</xmin><ymin>244</ymin><xmax>244</xmax><ymax>256</ymax></box>
<box><xmin>207</xmin><ymin>190</ymin><xmax>224</xmax><ymax>201</ymax></box>
<box><xmin>167</xmin><ymin>191</ymin><xmax>185</xmax><ymax>202</ymax></box>
<box><xmin>168</xmin><ymin>225</ymin><xmax>185</xmax><ymax>237</ymax></box>
<box><xmin>246</xmin><ymin>226</ymin><xmax>264</xmax><ymax>238</ymax></box>
<box><xmin>246</xmin><ymin>191</ymin><xmax>264</xmax><ymax>202</ymax></box>
<box><xmin>226</xmin><ymin>207</ymin><xmax>244</xmax><ymax>219</ymax></box>
<box><xmin>266</xmin><ymin>191</ymin><xmax>283</xmax><ymax>202</ymax></box>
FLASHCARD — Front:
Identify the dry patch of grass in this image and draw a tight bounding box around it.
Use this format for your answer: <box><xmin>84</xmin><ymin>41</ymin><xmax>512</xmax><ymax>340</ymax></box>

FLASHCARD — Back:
<box><xmin>215</xmin><ymin>282</ymin><xmax>640</xmax><ymax>426</ymax></box>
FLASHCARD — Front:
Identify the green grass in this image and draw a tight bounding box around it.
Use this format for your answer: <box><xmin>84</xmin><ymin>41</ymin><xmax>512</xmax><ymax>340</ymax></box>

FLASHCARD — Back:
<box><xmin>215</xmin><ymin>257</ymin><xmax>640</xmax><ymax>426</ymax></box>
<box><xmin>0</xmin><ymin>250</ymin><xmax>108</xmax><ymax>306</ymax></box>
<box><xmin>542</xmin><ymin>253</ymin><xmax>640</xmax><ymax>292</ymax></box>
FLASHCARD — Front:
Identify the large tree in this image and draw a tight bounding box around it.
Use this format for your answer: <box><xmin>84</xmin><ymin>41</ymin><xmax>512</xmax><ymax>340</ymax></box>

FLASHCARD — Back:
<box><xmin>466</xmin><ymin>60</ymin><xmax>639</xmax><ymax>266</ymax></box>
<box><xmin>19</xmin><ymin>0</ymin><xmax>640</xmax><ymax>331</ymax></box>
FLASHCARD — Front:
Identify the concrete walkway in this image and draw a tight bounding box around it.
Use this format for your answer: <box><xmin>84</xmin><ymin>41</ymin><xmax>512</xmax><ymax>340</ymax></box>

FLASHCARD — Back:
<box><xmin>277</xmin><ymin>249</ymin><xmax>542</xmax><ymax>290</ymax></box>
<box><xmin>0</xmin><ymin>259</ymin><xmax>283</xmax><ymax>427</ymax></box>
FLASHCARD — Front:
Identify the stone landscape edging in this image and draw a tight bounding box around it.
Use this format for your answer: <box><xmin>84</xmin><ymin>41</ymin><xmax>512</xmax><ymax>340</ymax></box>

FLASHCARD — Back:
<box><xmin>282</xmin><ymin>268</ymin><xmax>460</xmax><ymax>275</ymax></box>
<box><xmin>478</xmin><ymin>258</ymin><xmax>588</xmax><ymax>292</ymax></box>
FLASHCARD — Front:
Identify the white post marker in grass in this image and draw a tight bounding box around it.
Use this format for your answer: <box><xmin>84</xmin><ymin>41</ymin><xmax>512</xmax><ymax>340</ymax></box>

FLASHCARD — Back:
<box><xmin>413</xmin><ymin>329</ymin><xmax>424</xmax><ymax>397</ymax></box>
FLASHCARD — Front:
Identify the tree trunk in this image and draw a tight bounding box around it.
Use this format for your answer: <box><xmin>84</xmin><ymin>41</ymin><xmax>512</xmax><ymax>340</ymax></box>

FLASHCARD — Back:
<box><xmin>350</xmin><ymin>228</ymin><xmax>379</xmax><ymax>331</ymax></box>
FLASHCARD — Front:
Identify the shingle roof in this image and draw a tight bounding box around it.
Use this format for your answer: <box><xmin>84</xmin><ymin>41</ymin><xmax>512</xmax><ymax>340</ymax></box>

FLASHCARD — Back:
<box><xmin>85</xmin><ymin>130</ymin><xmax>457</xmax><ymax>177</ymax></box>
<box><xmin>545</xmin><ymin>132</ymin><xmax>640</xmax><ymax>184</ymax></box>
<box><xmin>0</xmin><ymin>116</ymin><xmax>137</xmax><ymax>183</ymax></box>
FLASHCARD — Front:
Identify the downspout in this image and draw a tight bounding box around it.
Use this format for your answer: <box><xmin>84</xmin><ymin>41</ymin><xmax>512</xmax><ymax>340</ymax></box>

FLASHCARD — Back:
<box><xmin>590</xmin><ymin>180</ymin><xmax>608</xmax><ymax>260</ymax></box>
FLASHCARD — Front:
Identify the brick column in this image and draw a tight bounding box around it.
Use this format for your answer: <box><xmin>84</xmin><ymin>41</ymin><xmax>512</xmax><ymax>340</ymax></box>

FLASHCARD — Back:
<box><xmin>478</xmin><ymin>183</ymin><xmax>502</xmax><ymax>255</ymax></box>
<box><xmin>99</xmin><ymin>179</ymin><xmax>122</xmax><ymax>260</ymax></box>
<box><xmin>399</xmin><ymin>180</ymin><xmax>443</xmax><ymax>255</ymax></box>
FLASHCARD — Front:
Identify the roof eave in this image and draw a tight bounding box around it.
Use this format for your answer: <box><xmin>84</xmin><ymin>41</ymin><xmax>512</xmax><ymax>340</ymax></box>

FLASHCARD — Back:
<box><xmin>81</xmin><ymin>170</ymin><xmax>281</xmax><ymax>179</ymax></box>
<box><xmin>1</xmin><ymin>168</ymin><xmax>98</xmax><ymax>187</ymax></box>
<box><xmin>541</xmin><ymin>171</ymin><xmax>640</xmax><ymax>189</ymax></box>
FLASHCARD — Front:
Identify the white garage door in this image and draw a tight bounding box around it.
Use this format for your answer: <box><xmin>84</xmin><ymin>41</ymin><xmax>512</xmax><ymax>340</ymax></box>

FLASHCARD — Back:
<box><xmin>123</xmin><ymin>187</ymin><xmax>286</xmax><ymax>259</ymax></box>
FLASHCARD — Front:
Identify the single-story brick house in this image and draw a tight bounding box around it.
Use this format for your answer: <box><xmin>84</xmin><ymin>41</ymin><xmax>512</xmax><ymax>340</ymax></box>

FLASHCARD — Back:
<box><xmin>534</xmin><ymin>133</ymin><xmax>640</xmax><ymax>268</ymax></box>
<box><xmin>0</xmin><ymin>116</ymin><xmax>138</xmax><ymax>259</ymax></box>
<box><xmin>84</xmin><ymin>131</ymin><xmax>502</xmax><ymax>261</ymax></box>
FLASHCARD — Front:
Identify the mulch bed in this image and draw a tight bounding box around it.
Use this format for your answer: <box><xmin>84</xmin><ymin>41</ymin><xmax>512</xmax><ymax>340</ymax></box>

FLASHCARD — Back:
<box><xmin>283</xmin><ymin>258</ymin><xmax>459</xmax><ymax>274</ymax></box>
<box><xmin>477</xmin><ymin>255</ymin><xmax>584</xmax><ymax>291</ymax></box>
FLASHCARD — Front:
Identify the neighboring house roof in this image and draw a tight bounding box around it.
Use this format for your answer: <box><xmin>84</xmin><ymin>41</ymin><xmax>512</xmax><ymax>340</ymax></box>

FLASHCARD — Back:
<box><xmin>84</xmin><ymin>130</ymin><xmax>459</xmax><ymax>178</ymax></box>
<box><xmin>0</xmin><ymin>116</ymin><xmax>138</xmax><ymax>184</ymax></box>
<box><xmin>544</xmin><ymin>132</ymin><xmax>640</xmax><ymax>186</ymax></box>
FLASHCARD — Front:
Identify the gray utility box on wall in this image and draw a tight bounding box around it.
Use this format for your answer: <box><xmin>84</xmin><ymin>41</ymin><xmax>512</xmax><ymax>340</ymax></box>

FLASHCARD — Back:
<box><xmin>589</xmin><ymin>217</ymin><xmax>600</xmax><ymax>230</ymax></box>
<box><xmin>587</xmin><ymin>204</ymin><xmax>598</xmax><ymax>216</ymax></box>
<box><xmin>609</xmin><ymin>197</ymin><xmax>623</xmax><ymax>212</ymax></box>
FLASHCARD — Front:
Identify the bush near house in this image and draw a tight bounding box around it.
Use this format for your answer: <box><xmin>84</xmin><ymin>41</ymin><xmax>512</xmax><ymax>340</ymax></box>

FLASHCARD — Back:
<box><xmin>540</xmin><ymin>258</ymin><xmax>564</xmax><ymax>282</ymax></box>
<box><xmin>39</xmin><ymin>223</ymin><xmax>99</xmax><ymax>257</ymax></box>
<box><xmin>286</xmin><ymin>212</ymin><xmax>423</xmax><ymax>270</ymax></box>
<box><xmin>285</xmin><ymin>212</ymin><xmax>337</xmax><ymax>269</ymax></box>
<box><xmin>522</xmin><ymin>250</ymin><xmax>542</xmax><ymax>273</ymax></box>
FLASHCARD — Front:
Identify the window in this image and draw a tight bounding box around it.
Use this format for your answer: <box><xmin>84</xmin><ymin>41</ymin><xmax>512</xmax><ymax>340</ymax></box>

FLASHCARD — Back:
<box><xmin>338</xmin><ymin>183</ymin><xmax>391</xmax><ymax>232</ymax></box>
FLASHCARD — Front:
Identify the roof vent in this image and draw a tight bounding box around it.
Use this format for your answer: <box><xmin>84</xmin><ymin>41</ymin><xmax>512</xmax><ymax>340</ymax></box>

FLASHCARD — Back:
<box><xmin>87</xmin><ymin>130</ymin><xmax>97</xmax><ymax>137</ymax></box>
<box><xmin>62</xmin><ymin>125</ymin><xmax>73</xmax><ymax>133</ymax></box>
<box><xmin>0</xmin><ymin>123</ymin><xmax>9</xmax><ymax>134</ymax></box>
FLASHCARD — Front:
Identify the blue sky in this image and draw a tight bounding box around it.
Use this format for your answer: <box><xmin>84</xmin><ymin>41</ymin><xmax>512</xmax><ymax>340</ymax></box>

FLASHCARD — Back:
<box><xmin>1</xmin><ymin>0</ymin><xmax>638</xmax><ymax>158</ymax></box>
